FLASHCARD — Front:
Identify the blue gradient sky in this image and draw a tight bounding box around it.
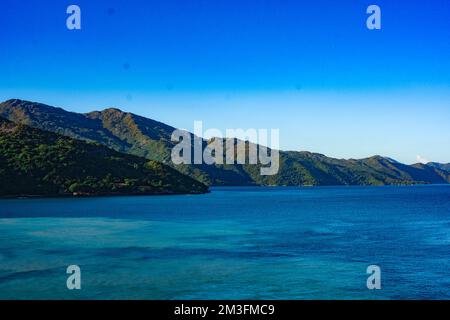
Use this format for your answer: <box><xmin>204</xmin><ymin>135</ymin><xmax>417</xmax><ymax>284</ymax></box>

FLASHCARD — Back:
<box><xmin>1</xmin><ymin>0</ymin><xmax>449</xmax><ymax>163</ymax></box>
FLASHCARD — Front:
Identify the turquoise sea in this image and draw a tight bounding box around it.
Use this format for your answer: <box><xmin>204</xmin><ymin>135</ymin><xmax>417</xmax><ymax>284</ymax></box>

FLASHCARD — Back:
<box><xmin>0</xmin><ymin>185</ymin><xmax>449</xmax><ymax>299</ymax></box>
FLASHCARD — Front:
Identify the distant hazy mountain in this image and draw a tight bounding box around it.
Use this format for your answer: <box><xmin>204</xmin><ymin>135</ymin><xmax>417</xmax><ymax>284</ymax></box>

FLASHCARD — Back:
<box><xmin>0</xmin><ymin>117</ymin><xmax>208</xmax><ymax>197</ymax></box>
<box><xmin>1</xmin><ymin>99</ymin><xmax>449</xmax><ymax>186</ymax></box>
<box><xmin>426</xmin><ymin>162</ymin><xmax>450</xmax><ymax>172</ymax></box>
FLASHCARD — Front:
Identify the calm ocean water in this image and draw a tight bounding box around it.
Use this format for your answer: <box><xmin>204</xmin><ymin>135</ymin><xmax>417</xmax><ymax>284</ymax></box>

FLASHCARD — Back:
<box><xmin>0</xmin><ymin>185</ymin><xmax>449</xmax><ymax>299</ymax></box>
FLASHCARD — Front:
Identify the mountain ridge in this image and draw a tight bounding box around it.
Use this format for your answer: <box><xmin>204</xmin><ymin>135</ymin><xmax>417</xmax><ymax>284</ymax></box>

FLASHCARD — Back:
<box><xmin>426</xmin><ymin>162</ymin><xmax>450</xmax><ymax>172</ymax></box>
<box><xmin>1</xmin><ymin>98</ymin><xmax>449</xmax><ymax>186</ymax></box>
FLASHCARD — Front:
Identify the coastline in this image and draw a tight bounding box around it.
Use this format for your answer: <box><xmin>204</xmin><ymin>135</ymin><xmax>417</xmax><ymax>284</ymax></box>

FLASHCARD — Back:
<box><xmin>0</xmin><ymin>189</ymin><xmax>210</xmax><ymax>200</ymax></box>
<box><xmin>3</xmin><ymin>183</ymin><xmax>449</xmax><ymax>200</ymax></box>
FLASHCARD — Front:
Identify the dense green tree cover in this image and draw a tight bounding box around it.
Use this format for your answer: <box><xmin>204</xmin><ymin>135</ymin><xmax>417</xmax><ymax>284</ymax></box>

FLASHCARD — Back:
<box><xmin>0</xmin><ymin>117</ymin><xmax>208</xmax><ymax>197</ymax></box>
<box><xmin>1</xmin><ymin>99</ymin><xmax>449</xmax><ymax>187</ymax></box>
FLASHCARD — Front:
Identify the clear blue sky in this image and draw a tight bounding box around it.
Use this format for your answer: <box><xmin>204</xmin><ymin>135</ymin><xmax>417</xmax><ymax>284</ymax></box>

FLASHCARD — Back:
<box><xmin>1</xmin><ymin>0</ymin><xmax>449</xmax><ymax>164</ymax></box>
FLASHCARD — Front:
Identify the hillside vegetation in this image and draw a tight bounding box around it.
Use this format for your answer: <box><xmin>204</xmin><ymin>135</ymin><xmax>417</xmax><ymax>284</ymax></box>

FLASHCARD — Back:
<box><xmin>0</xmin><ymin>117</ymin><xmax>208</xmax><ymax>197</ymax></box>
<box><xmin>1</xmin><ymin>99</ymin><xmax>449</xmax><ymax>186</ymax></box>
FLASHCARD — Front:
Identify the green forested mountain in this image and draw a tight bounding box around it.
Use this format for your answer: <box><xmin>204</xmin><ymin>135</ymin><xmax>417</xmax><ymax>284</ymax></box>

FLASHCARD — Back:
<box><xmin>0</xmin><ymin>99</ymin><xmax>259</xmax><ymax>185</ymax></box>
<box><xmin>0</xmin><ymin>117</ymin><xmax>208</xmax><ymax>197</ymax></box>
<box><xmin>258</xmin><ymin>152</ymin><xmax>450</xmax><ymax>186</ymax></box>
<box><xmin>1</xmin><ymin>99</ymin><xmax>449</xmax><ymax>186</ymax></box>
